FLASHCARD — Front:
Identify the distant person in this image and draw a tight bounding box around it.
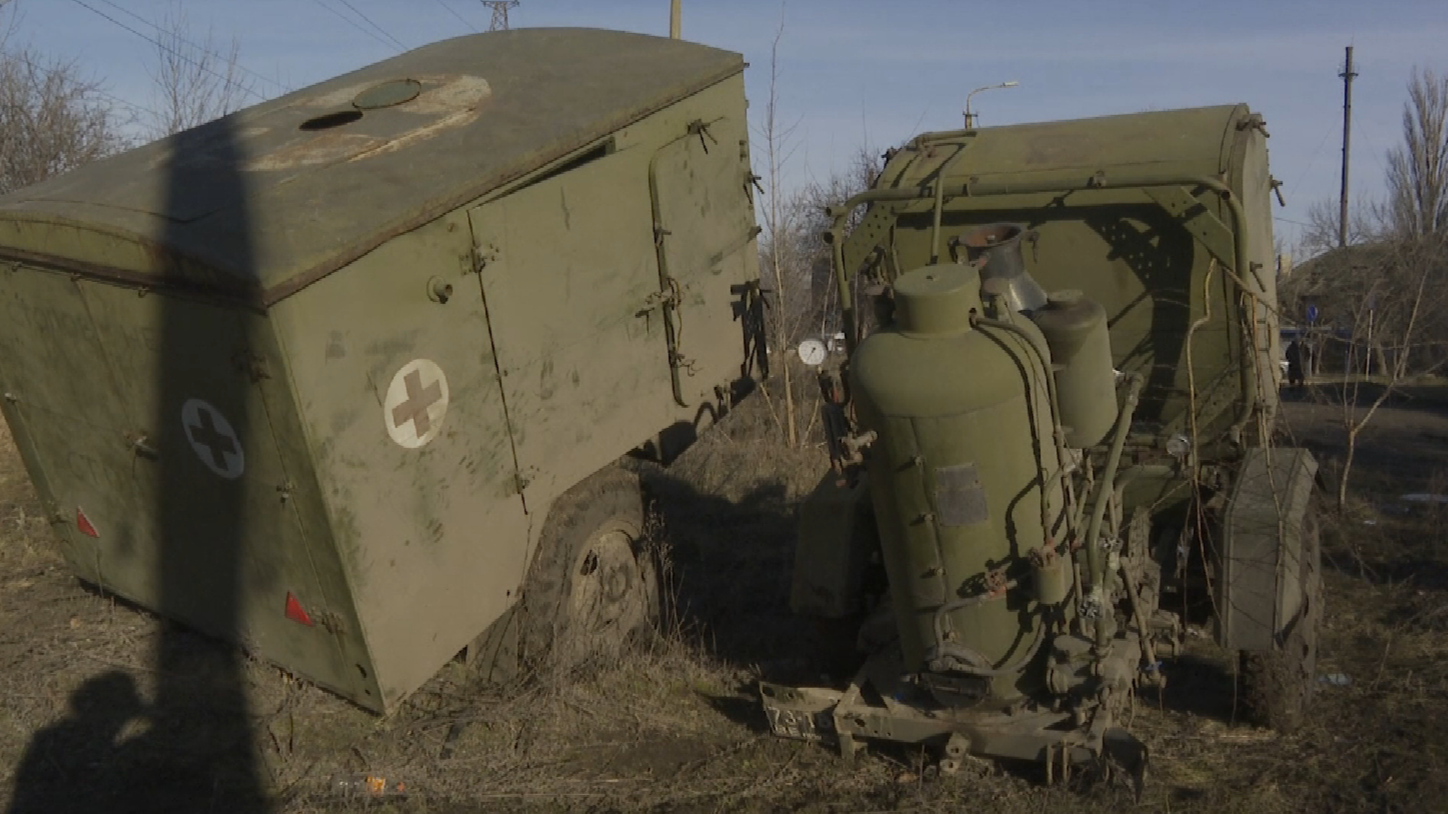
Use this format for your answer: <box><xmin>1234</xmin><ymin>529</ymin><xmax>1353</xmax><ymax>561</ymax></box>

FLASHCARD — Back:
<box><xmin>1286</xmin><ymin>339</ymin><xmax>1305</xmax><ymax>388</ymax></box>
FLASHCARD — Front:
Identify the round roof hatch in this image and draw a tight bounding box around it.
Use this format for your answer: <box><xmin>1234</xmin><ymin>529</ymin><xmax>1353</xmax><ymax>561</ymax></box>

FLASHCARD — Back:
<box><xmin>353</xmin><ymin>79</ymin><xmax>422</xmax><ymax>110</ymax></box>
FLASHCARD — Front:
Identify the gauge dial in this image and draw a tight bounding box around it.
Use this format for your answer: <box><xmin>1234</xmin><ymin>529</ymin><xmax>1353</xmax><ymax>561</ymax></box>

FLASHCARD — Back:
<box><xmin>797</xmin><ymin>338</ymin><xmax>828</xmax><ymax>366</ymax></box>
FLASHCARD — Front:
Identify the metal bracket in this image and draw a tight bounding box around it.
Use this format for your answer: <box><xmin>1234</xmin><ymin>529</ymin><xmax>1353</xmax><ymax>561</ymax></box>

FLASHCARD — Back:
<box><xmin>841</xmin><ymin>204</ymin><xmax>898</xmax><ymax>285</ymax></box>
<box><xmin>473</xmin><ymin>242</ymin><xmax>499</xmax><ymax>273</ymax></box>
<box><xmin>686</xmin><ymin>119</ymin><xmax>718</xmax><ymax>153</ymax></box>
<box><xmin>1143</xmin><ymin>186</ymin><xmax>1236</xmax><ymax>271</ymax></box>
<box><xmin>637</xmin><ymin>285</ymin><xmax>681</xmax><ymax>317</ymax></box>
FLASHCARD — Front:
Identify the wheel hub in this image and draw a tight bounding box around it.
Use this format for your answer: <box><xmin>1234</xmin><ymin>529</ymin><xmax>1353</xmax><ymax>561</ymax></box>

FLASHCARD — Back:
<box><xmin>569</xmin><ymin>527</ymin><xmax>645</xmax><ymax>632</ymax></box>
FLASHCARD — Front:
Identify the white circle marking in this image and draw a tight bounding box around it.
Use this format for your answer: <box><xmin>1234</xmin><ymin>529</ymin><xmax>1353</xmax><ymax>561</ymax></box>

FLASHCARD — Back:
<box><xmin>181</xmin><ymin>398</ymin><xmax>245</xmax><ymax>479</ymax></box>
<box><xmin>384</xmin><ymin>359</ymin><xmax>450</xmax><ymax>449</ymax></box>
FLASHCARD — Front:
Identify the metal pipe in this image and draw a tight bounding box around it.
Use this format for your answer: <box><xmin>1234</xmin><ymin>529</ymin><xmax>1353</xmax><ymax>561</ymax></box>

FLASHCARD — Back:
<box><xmin>1112</xmin><ymin>464</ymin><xmax>1176</xmax><ymax>502</ymax></box>
<box><xmin>1084</xmin><ymin>373</ymin><xmax>1143</xmax><ymax>649</ymax></box>
<box><xmin>933</xmin><ymin>631</ymin><xmax>1046</xmax><ymax>678</ymax></box>
<box><xmin>825</xmin><ymin>229</ymin><xmax>857</xmax><ymax>355</ymax></box>
<box><xmin>826</xmin><ymin>169</ymin><xmax>1260</xmax><ymax>442</ymax></box>
<box><xmin>932</xmin><ymin>581</ymin><xmax>1015</xmax><ymax>651</ymax></box>
<box><xmin>962</xmin><ymin>81</ymin><xmax>1019</xmax><ymax>129</ymax></box>
<box><xmin>930</xmin><ymin>167</ymin><xmax>948</xmax><ymax>264</ymax></box>
<box><xmin>971</xmin><ymin>316</ymin><xmax>1071</xmax><ymax>510</ymax></box>
<box><xmin>1120</xmin><ymin>560</ymin><xmax>1160</xmax><ymax>680</ymax></box>
<box><xmin>929</xmin><ymin>145</ymin><xmax>970</xmax><ymax>264</ymax></box>
<box><xmin>647</xmin><ymin>142</ymin><xmax>690</xmax><ymax>406</ymax></box>
<box><xmin>1108</xmin><ymin>461</ymin><xmax>1177</xmax><ymax>681</ymax></box>
<box><xmin>929</xmin><ymin>580</ymin><xmax>1048</xmax><ymax>678</ymax></box>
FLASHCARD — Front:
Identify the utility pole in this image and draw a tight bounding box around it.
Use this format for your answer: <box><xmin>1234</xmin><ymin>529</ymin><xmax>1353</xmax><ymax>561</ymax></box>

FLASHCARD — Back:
<box><xmin>1338</xmin><ymin>45</ymin><xmax>1357</xmax><ymax>248</ymax></box>
<box><xmin>670</xmin><ymin>0</ymin><xmax>681</xmax><ymax>39</ymax></box>
<box><xmin>482</xmin><ymin>1</ymin><xmax>519</xmax><ymax>31</ymax></box>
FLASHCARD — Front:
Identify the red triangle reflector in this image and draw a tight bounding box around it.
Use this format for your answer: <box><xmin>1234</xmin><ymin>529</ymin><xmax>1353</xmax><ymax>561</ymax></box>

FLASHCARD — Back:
<box><xmin>284</xmin><ymin>592</ymin><xmax>314</xmax><ymax>626</ymax></box>
<box><xmin>76</xmin><ymin>508</ymin><xmax>99</xmax><ymax>538</ymax></box>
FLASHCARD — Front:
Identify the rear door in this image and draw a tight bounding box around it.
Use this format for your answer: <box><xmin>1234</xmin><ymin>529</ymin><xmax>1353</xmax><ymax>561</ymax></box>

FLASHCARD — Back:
<box><xmin>0</xmin><ymin>267</ymin><xmax>143</xmax><ymax>582</ymax></box>
<box><xmin>648</xmin><ymin>114</ymin><xmax>760</xmax><ymax>404</ymax></box>
<box><xmin>0</xmin><ymin>264</ymin><xmax>346</xmax><ymax>694</ymax></box>
<box><xmin>467</xmin><ymin>149</ymin><xmax>677</xmax><ymax>505</ymax></box>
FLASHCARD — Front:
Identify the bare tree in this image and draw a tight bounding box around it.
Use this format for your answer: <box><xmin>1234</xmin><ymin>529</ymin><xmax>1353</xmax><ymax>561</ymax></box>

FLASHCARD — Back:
<box><xmin>1285</xmin><ymin>230</ymin><xmax>1448</xmax><ymax>509</ymax></box>
<box><xmin>1331</xmin><ymin>237</ymin><xmax>1448</xmax><ymax>509</ymax></box>
<box><xmin>1384</xmin><ymin>68</ymin><xmax>1448</xmax><ymax>240</ymax></box>
<box><xmin>1298</xmin><ymin>196</ymin><xmax>1377</xmax><ymax>258</ymax></box>
<box><xmin>0</xmin><ymin>48</ymin><xmax>126</xmax><ymax>194</ymax></box>
<box><xmin>753</xmin><ymin>7</ymin><xmax>809</xmax><ymax>447</ymax></box>
<box><xmin>794</xmin><ymin>146</ymin><xmax>884</xmax><ymax>336</ymax></box>
<box><xmin>1284</xmin><ymin>69</ymin><xmax>1448</xmax><ymax>510</ymax></box>
<box><xmin>753</xmin><ymin>10</ymin><xmax>882</xmax><ymax>448</ymax></box>
<box><xmin>146</xmin><ymin>4</ymin><xmax>252</xmax><ymax>137</ymax></box>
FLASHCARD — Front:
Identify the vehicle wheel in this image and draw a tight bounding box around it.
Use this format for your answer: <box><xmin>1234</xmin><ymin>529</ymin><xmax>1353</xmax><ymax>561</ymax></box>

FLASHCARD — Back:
<box><xmin>1237</xmin><ymin>509</ymin><xmax>1321</xmax><ymax>733</ymax></box>
<box><xmin>519</xmin><ymin>467</ymin><xmax>660</xmax><ymax>673</ymax></box>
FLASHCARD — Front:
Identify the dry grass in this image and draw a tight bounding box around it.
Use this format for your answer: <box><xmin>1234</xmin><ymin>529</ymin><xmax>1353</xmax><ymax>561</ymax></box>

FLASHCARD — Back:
<box><xmin>4</xmin><ymin>393</ymin><xmax>1448</xmax><ymax>812</ymax></box>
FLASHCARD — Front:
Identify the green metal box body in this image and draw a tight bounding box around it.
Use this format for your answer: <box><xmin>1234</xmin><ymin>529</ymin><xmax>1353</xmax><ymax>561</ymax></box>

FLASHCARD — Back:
<box><xmin>849</xmin><ymin>104</ymin><xmax>1280</xmax><ymax>451</ymax></box>
<box><xmin>0</xmin><ymin>29</ymin><xmax>760</xmax><ymax>711</ymax></box>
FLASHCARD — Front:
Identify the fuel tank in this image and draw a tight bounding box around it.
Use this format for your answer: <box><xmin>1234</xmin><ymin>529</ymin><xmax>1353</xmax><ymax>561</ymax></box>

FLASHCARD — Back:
<box><xmin>1031</xmin><ymin>289</ymin><xmax>1116</xmax><ymax>448</ymax></box>
<box><xmin>850</xmin><ymin>263</ymin><xmax>1063</xmax><ymax>702</ymax></box>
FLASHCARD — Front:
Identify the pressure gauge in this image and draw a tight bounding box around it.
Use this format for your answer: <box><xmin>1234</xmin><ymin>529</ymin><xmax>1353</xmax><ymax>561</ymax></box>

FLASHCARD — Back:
<box><xmin>797</xmin><ymin>338</ymin><xmax>828</xmax><ymax>367</ymax></box>
<box><xmin>1165</xmin><ymin>433</ymin><xmax>1191</xmax><ymax>461</ymax></box>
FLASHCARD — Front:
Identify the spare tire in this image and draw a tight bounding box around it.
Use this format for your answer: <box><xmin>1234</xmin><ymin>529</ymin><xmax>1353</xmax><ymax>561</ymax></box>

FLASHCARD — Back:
<box><xmin>1237</xmin><ymin>510</ymin><xmax>1321</xmax><ymax>733</ymax></box>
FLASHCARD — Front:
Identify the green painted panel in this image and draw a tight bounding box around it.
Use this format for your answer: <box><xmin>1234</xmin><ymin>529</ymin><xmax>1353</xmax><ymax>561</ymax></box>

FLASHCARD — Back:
<box><xmin>860</xmin><ymin>104</ymin><xmax>1276</xmax><ymax>442</ymax></box>
<box><xmin>652</xmin><ymin>113</ymin><xmax>760</xmax><ymax>404</ymax></box>
<box><xmin>0</xmin><ymin>264</ymin><xmax>360</xmax><ymax>700</ymax></box>
<box><xmin>272</xmin><ymin>212</ymin><xmax>530</xmax><ymax>709</ymax></box>
<box><xmin>469</xmin><ymin>150</ymin><xmax>677</xmax><ymax>505</ymax></box>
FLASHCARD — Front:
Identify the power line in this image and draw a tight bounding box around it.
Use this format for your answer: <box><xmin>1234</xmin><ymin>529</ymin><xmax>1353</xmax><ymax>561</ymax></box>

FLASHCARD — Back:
<box><xmin>431</xmin><ymin>0</ymin><xmax>479</xmax><ymax>33</ymax></box>
<box><xmin>9</xmin><ymin>49</ymin><xmax>161</xmax><ymax>121</ymax></box>
<box><xmin>90</xmin><ymin>0</ymin><xmax>286</xmax><ymax>94</ymax></box>
<box><xmin>309</xmin><ymin>0</ymin><xmax>405</xmax><ymax>54</ymax></box>
<box><xmin>1289</xmin><ymin>127</ymin><xmax>1334</xmax><ymax>198</ymax></box>
<box><xmin>332</xmin><ymin>0</ymin><xmax>409</xmax><ymax>52</ymax></box>
<box><xmin>64</xmin><ymin>0</ymin><xmax>265</xmax><ymax>103</ymax></box>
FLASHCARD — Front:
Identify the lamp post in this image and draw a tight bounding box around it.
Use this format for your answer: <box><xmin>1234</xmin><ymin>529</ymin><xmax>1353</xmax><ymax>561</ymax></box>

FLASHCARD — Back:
<box><xmin>964</xmin><ymin>81</ymin><xmax>1019</xmax><ymax>128</ymax></box>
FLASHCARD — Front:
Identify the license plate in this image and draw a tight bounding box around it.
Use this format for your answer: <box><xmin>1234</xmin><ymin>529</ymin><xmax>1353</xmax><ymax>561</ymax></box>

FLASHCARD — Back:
<box><xmin>759</xmin><ymin>682</ymin><xmax>841</xmax><ymax>743</ymax></box>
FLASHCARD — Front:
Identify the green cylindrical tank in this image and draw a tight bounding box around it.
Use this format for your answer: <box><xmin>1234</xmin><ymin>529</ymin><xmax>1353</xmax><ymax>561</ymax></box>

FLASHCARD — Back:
<box><xmin>1030</xmin><ymin>290</ymin><xmax>1116</xmax><ymax>448</ymax></box>
<box><xmin>851</xmin><ymin>263</ymin><xmax>1062</xmax><ymax>703</ymax></box>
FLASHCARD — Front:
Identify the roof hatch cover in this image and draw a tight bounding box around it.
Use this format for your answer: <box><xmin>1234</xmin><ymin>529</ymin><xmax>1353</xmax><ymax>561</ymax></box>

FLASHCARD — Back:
<box><xmin>354</xmin><ymin>79</ymin><xmax>423</xmax><ymax>110</ymax></box>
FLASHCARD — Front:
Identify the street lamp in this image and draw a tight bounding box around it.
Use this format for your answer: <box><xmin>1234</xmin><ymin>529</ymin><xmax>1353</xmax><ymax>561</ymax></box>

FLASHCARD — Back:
<box><xmin>964</xmin><ymin>81</ymin><xmax>1019</xmax><ymax>128</ymax></box>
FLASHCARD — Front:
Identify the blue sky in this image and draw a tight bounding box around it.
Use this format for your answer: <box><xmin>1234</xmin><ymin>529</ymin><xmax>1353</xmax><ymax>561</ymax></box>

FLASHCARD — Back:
<box><xmin>7</xmin><ymin>0</ymin><xmax>1446</xmax><ymax>256</ymax></box>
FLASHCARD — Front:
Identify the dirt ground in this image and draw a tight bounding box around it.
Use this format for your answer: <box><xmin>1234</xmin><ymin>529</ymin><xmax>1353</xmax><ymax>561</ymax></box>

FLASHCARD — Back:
<box><xmin>4</xmin><ymin>384</ymin><xmax>1448</xmax><ymax>813</ymax></box>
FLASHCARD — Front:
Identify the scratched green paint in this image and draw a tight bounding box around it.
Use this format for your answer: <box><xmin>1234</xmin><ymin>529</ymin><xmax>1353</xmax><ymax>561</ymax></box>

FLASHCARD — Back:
<box><xmin>0</xmin><ymin>30</ymin><xmax>762</xmax><ymax>711</ymax></box>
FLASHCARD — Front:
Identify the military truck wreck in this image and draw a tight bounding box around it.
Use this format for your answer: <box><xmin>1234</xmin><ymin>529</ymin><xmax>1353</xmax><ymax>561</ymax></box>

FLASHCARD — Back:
<box><xmin>766</xmin><ymin>105</ymin><xmax>1319</xmax><ymax>784</ymax></box>
<box><xmin>0</xmin><ymin>29</ymin><xmax>763</xmax><ymax>712</ymax></box>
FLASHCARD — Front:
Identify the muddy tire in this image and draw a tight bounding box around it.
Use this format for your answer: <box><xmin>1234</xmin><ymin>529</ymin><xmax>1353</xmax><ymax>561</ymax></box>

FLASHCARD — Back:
<box><xmin>519</xmin><ymin>467</ymin><xmax>660</xmax><ymax>673</ymax></box>
<box><xmin>1238</xmin><ymin>511</ymin><xmax>1322</xmax><ymax>733</ymax></box>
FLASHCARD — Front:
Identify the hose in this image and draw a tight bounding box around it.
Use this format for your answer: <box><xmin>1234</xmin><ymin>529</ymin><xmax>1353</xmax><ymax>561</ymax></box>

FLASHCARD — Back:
<box><xmin>1084</xmin><ymin>372</ymin><xmax>1144</xmax><ymax>649</ymax></box>
<box><xmin>930</xmin><ymin>631</ymin><xmax>1047</xmax><ymax>679</ymax></box>
<box><xmin>824</xmin><ymin>170</ymin><xmax>1261</xmax><ymax>446</ymax></box>
<box><xmin>970</xmin><ymin>315</ymin><xmax>1072</xmax><ymax>538</ymax></box>
<box><xmin>931</xmin><ymin>579</ymin><xmax>1017</xmax><ymax>650</ymax></box>
<box><xmin>927</xmin><ymin>578</ymin><xmax>1049</xmax><ymax>678</ymax></box>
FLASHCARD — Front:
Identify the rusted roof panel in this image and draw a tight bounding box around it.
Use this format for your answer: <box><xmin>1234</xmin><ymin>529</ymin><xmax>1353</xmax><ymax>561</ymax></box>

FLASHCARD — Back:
<box><xmin>0</xmin><ymin>29</ymin><xmax>745</xmax><ymax>303</ymax></box>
